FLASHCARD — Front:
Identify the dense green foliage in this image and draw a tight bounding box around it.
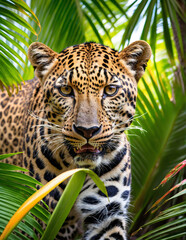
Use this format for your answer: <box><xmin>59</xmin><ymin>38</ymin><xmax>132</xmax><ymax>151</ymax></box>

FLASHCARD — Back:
<box><xmin>0</xmin><ymin>0</ymin><xmax>40</xmax><ymax>94</ymax></box>
<box><xmin>0</xmin><ymin>0</ymin><xmax>185</xmax><ymax>239</ymax></box>
<box><xmin>0</xmin><ymin>153</ymin><xmax>50</xmax><ymax>239</ymax></box>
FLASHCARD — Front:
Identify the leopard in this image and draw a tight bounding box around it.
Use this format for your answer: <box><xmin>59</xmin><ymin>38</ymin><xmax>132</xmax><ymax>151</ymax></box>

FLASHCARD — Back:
<box><xmin>0</xmin><ymin>40</ymin><xmax>151</xmax><ymax>240</ymax></box>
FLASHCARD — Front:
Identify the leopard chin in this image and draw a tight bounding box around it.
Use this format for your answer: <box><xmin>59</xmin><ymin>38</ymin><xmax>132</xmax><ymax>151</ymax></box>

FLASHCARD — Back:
<box><xmin>74</xmin><ymin>152</ymin><xmax>102</xmax><ymax>169</ymax></box>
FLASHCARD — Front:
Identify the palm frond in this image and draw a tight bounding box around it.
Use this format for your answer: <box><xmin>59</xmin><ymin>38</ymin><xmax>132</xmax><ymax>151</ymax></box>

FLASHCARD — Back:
<box><xmin>120</xmin><ymin>0</ymin><xmax>149</xmax><ymax>46</ymax></box>
<box><xmin>128</xmin><ymin>60</ymin><xmax>186</xmax><ymax>234</ymax></box>
<box><xmin>28</xmin><ymin>0</ymin><xmax>128</xmax><ymax>52</ymax></box>
<box><xmin>0</xmin><ymin>0</ymin><xmax>40</xmax><ymax>95</ymax></box>
<box><xmin>0</xmin><ymin>153</ymin><xmax>50</xmax><ymax>240</ymax></box>
<box><xmin>160</xmin><ymin>0</ymin><xmax>175</xmax><ymax>65</ymax></box>
<box><xmin>120</xmin><ymin>0</ymin><xmax>185</xmax><ymax>67</ymax></box>
<box><xmin>132</xmin><ymin>161</ymin><xmax>186</xmax><ymax>239</ymax></box>
<box><xmin>29</xmin><ymin>0</ymin><xmax>85</xmax><ymax>52</ymax></box>
<box><xmin>1</xmin><ymin>167</ymin><xmax>107</xmax><ymax>240</ymax></box>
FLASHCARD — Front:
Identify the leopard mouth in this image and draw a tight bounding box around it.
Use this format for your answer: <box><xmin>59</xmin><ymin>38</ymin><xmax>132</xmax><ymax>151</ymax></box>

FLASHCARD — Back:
<box><xmin>74</xmin><ymin>144</ymin><xmax>102</xmax><ymax>154</ymax></box>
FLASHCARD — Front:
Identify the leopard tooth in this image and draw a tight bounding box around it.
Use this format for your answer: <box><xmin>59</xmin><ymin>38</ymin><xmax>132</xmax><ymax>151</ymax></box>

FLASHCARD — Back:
<box><xmin>74</xmin><ymin>147</ymin><xmax>79</xmax><ymax>152</ymax></box>
<box><xmin>96</xmin><ymin>146</ymin><xmax>102</xmax><ymax>152</ymax></box>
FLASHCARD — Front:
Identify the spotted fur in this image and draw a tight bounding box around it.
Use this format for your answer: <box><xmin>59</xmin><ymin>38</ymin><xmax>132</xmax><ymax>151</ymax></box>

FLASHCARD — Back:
<box><xmin>0</xmin><ymin>41</ymin><xmax>151</xmax><ymax>239</ymax></box>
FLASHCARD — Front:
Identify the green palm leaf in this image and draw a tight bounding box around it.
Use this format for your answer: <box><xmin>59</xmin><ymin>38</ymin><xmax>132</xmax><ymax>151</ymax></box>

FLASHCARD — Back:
<box><xmin>133</xmin><ymin>161</ymin><xmax>186</xmax><ymax>239</ymax></box>
<box><xmin>0</xmin><ymin>0</ymin><xmax>40</xmax><ymax>95</ymax></box>
<box><xmin>120</xmin><ymin>0</ymin><xmax>184</xmax><ymax>66</ymax></box>
<box><xmin>0</xmin><ymin>153</ymin><xmax>50</xmax><ymax>239</ymax></box>
<box><xmin>29</xmin><ymin>0</ymin><xmax>85</xmax><ymax>52</ymax></box>
<box><xmin>160</xmin><ymin>0</ymin><xmax>175</xmax><ymax>65</ymax></box>
<box><xmin>29</xmin><ymin>0</ymin><xmax>128</xmax><ymax>53</ymax></box>
<box><xmin>120</xmin><ymin>0</ymin><xmax>148</xmax><ymax>46</ymax></box>
<box><xmin>128</xmin><ymin>61</ymin><xmax>186</xmax><ymax>235</ymax></box>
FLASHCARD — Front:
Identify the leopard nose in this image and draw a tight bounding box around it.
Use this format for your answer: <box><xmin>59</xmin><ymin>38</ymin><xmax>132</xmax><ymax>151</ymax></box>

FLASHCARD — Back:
<box><xmin>73</xmin><ymin>125</ymin><xmax>102</xmax><ymax>139</ymax></box>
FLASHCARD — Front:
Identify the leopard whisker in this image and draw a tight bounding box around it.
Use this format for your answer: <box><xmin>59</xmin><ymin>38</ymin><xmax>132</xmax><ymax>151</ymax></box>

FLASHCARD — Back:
<box><xmin>114</xmin><ymin>112</ymin><xmax>147</xmax><ymax>128</ymax></box>
<box><xmin>52</xmin><ymin>143</ymin><xmax>65</xmax><ymax>155</ymax></box>
<box><xmin>31</xmin><ymin>128</ymin><xmax>62</xmax><ymax>144</ymax></box>
<box><xmin>126</xmin><ymin>133</ymin><xmax>139</xmax><ymax>137</ymax></box>
<box><xmin>34</xmin><ymin>124</ymin><xmax>61</xmax><ymax>130</ymax></box>
<box><xmin>113</xmin><ymin>125</ymin><xmax>146</xmax><ymax>135</ymax></box>
<box><xmin>28</xmin><ymin>110</ymin><xmax>62</xmax><ymax>128</ymax></box>
<box><xmin>36</xmin><ymin>136</ymin><xmax>67</xmax><ymax>157</ymax></box>
<box><xmin>36</xmin><ymin>134</ymin><xmax>63</xmax><ymax>144</ymax></box>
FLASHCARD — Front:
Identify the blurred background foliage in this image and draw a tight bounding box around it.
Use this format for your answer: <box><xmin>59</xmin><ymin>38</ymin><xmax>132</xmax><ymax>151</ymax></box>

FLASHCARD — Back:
<box><xmin>0</xmin><ymin>0</ymin><xmax>186</xmax><ymax>239</ymax></box>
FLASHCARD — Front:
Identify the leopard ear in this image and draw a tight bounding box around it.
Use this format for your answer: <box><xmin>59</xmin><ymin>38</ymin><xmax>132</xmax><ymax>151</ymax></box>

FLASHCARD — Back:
<box><xmin>28</xmin><ymin>42</ymin><xmax>58</xmax><ymax>81</ymax></box>
<box><xmin>119</xmin><ymin>40</ymin><xmax>151</xmax><ymax>82</ymax></box>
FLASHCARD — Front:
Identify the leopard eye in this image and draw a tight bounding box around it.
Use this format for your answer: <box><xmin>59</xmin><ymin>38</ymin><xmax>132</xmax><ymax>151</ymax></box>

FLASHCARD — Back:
<box><xmin>59</xmin><ymin>86</ymin><xmax>74</xmax><ymax>97</ymax></box>
<box><xmin>104</xmin><ymin>85</ymin><xmax>119</xmax><ymax>97</ymax></box>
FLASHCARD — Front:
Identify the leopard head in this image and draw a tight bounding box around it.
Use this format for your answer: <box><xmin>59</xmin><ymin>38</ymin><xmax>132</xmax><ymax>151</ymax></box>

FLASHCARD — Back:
<box><xmin>28</xmin><ymin>41</ymin><xmax>151</xmax><ymax>169</ymax></box>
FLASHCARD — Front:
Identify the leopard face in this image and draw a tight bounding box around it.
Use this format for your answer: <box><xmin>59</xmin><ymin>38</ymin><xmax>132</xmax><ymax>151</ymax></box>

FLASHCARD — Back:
<box><xmin>28</xmin><ymin>41</ymin><xmax>151</xmax><ymax>170</ymax></box>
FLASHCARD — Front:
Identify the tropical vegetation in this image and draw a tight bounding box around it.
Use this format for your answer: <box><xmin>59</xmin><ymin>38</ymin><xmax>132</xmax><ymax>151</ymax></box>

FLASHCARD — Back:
<box><xmin>0</xmin><ymin>0</ymin><xmax>185</xmax><ymax>239</ymax></box>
